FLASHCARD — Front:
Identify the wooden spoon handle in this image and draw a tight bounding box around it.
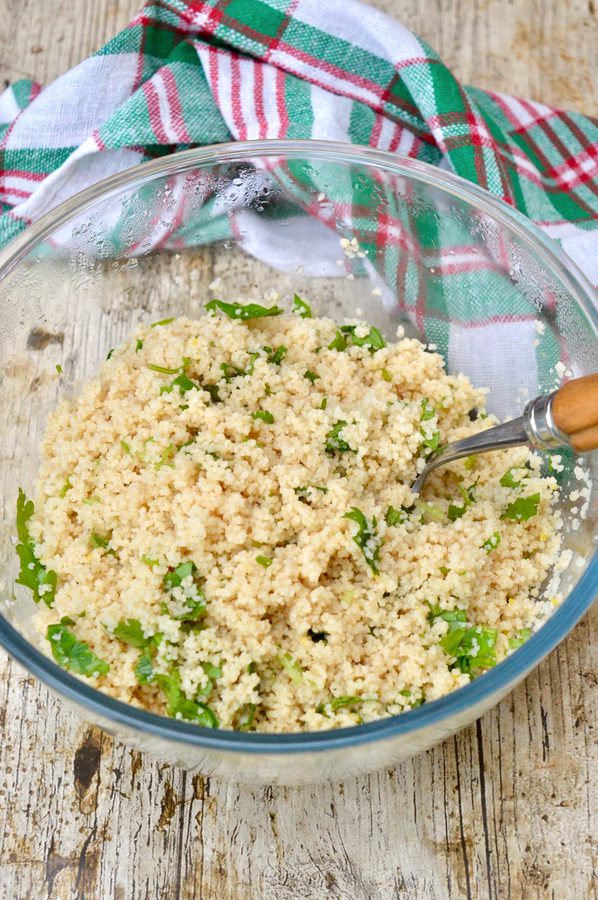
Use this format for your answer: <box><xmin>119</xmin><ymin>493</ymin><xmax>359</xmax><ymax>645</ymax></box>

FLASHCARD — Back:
<box><xmin>552</xmin><ymin>373</ymin><xmax>598</xmax><ymax>452</ymax></box>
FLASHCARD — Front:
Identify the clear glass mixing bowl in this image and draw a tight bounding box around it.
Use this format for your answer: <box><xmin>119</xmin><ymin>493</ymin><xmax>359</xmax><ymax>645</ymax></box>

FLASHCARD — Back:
<box><xmin>0</xmin><ymin>141</ymin><xmax>596</xmax><ymax>785</ymax></box>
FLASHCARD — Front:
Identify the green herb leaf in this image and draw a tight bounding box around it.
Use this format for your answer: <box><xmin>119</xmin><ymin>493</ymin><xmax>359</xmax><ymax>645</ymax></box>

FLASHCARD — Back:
<box><xmin>202</xmin><ymin>383</ymin><xmax>222</xmax><ymax>404</ymax></box>
<box><xmin>234</xmin><ymin>702</ymin><xmax>257</xmax><ymax>731</ymax></box>
<box><xmin>59</xmin><ymin>478</ymin><xmax>72</xmax><ymax>498</ymax></box>
<box><xmin>319</xmin><ymin>397</ymin><xmax>328</xmax><ymax>410</ymax></box>
<box><xmin>292</xmin><ymin>294</ymin><xmax>312</xmax><ymax>318</ymax></box>
<box><xmin>316</xmin><ymin>695</ymin><xmax>363</xmax><ymax>715</ymax></box>
<box><xmin>303</xmin><ymin>370</ymin><xmax>320</xmax><ymax>383</ymax></box>
<box><xmin>256</xmin><ymin>555</ymin><xmax>273</xmax><ymax>568</ymax></box>
<box><xmin>163</xmin><ymin>561</ymin><xmax>207</xmax><ymax>621</ymax></box>
<box><xmin>135</xmin><ymin>339</ymin><xmax>143</xmax><ymax>352</ymax></box>
<box><xmin>381</xmin><ymin>368</ymin><xmax>392</xmax><ymax>382</ymax></box>
<box><xmin>481</xmin><ymin>531</ymin><xmax>501</xmax><ymax>553</ymax></box>
<box><xmin>220</xmin><ymin>352</ymin><xmax>260</xmax><ymax>382</ymax></box>
<box><xmin>414</xmin><ymin>499</ymin><xmax>448</xmax><ymax>524</ymax></box>
<box><xmin>55</xmin><ymin>364</ymin><xmax>63</xmax><ymax>374</ymax></box>
<box><xmin>147</xmin><ymin>363</ymin><xmax>181</xmax><ymax>375</ymax></box>
<box><xmin>169</xmin><ymin>372</ymin><xmax>198</xmax><ymax>394</ymax></box>
<box><xmin>500</xmin><ymin>468</ymin><xmax>524</xmax><ymax>488</ymax></box>
<box><xmin>428</xmin><ymin>605</ymin><xmax>468</xmax><ymax>628</ymax></box>
<box><xmin>15</xmin><ymin>488</ymin><xmax>57</xmax><ymax>608</ymax></box>
<box><xmin>135</xmin><ymin>650</ymin><xmax>155</xmax><ymax>685</ymax></box>
<box><xmin>90</xmin><ymin>531</ymin><xmax>111</xmax><ymax>550</ymax></box>
<box><xmin>264</xmin><ymin>345</ymin><xmax>287</xmax><ymax>365</ymax></box>
<box><xmin>112</xmin><ymin>618</ymin><xmax>155</xmax><ymax>649</ymax></box>
<box><xmin>448</xmin><ymin>504</ymin><xmax>466</xmax><ymax>522</ymax></box>
<box><xmin>154</xmin><ymin>671</ymin><xmax>218</xmax><ymax>726</ymax></box>
<box><xmin>344</xmin><ymin>507</ymin><xmax>381</xmax><ymax>574</ymax></box>
<box><xmin>421</xmin><ymin>429</ymin><xmax>442</xmax><ymax>453</ymax></box>
<box><xmin>251</xmin><ymin>410</ymin><xmax>274</xmax><ymax>424</ymax></box>
<box><xmin>151</xmin><ymin>317</ymin><xmax>176</xmax><ymax>327</ymax></box>
<box><xmin>385</xmin><ymin>505</ymin><xmax>408</xmax><ymax>526</ymax></box>
<box><xmin>327</xmin><ymin>330</ymin><xmax>348</xmax><ymax>351</ymax></box>
<box><xmin>438</xmin><ymin>621</ymin><xmax>498</xmax><ymax>673</ymax></box>
<box><xmin>294</xmin><ymin>485</ymin><xmax>329</xmax><ymax>499</ymax></box>
<box><xmin>325</xmin><ymin>420</ymin><xmax>353</xmax><ymax>454</ymax></box>
<box><xmin>501</xmin><ymin>493</ymin><xmax>541</xmax><ymax>522</ymax></box>
<box><xmin>277</xmin><ymin>651</ymin><xmax>303</xmax><ymax>684</ymax></box>
<box><xmin>106</xmin><ymin>349</ymin><xmax>114</xmax><ymax>360</ymax></box>
<box><xmin>46</xmin><ymin>622</ymin><xmax>109</xmax><ymax>677</ymax></box>
<box><xmin>509</xmin><ymin>627</ymin><xmax>532</xmax><ymax>650</ymax></box>
<box><xmin>340</xmin><ymin>324</ymin><xmax>386</xmax><ymax>352</ymax></box>
<box><xmin>156</xmin><ymin>444</ymin><xmax>176</xmax><ymax>469</ymax></box>
<box><xmin>206</xmin><ymin>299</ymin><xmax>283</xmax><ymax>320</ymax></box>
<box><xmin>420</xmin><ymin>398</ymin><xmax>435</xmax><ymax>421</ymax></box>
<box><xmin>328</xmin><ymin>324</ymin><xmax>386</xmax><ymax>353</ymax></box>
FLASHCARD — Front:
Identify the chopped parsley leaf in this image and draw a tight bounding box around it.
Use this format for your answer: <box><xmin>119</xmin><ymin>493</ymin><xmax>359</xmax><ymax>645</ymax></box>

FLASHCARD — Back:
<box><xmin>234</xmin><ymin>703</ymin><xmax>257</xmax><ymax>731</ymax></box>
<box><xmin>55</xmin><ymin>364</ymin><xmax>63</xmax><ymax>374</ymax></box>
<box><xmin>112</xmin><ymin>618</ymin><xmax>158</xmax><ymax>649</ymax></box>
<box><xmin>251</xmin><ymin>410</ymin><xmax>275</xmax><ymax>424</ymax></box>
<box><xmin>344</xmin><ymin>507</ymin><xmax>381</xmax><ymax>574</ymax></box>
<box><xmin>421</xmin><ymin>398</ymin><xmax>436</xmax><ymax>421</ymax></box>
<box><xmin>420</xmin><ymin>429</ymin><xmax>442</xmax><ymax>454</ymax></box>
<box><xmin>509</xmin><ymin>628</ymin><xmax>531</xmax><ymax>650</ymax></box>
<box><xmin>151</xmin><ymin>317</ymin><xmax>176</xmax><ymax>327</ymax></box>
<box><xmin>59</xmin><ymin>478</ymin><xmax>72</xmax><ymax>498</ymax></box>
<box><xmin>277</xmin><ymin>652</ymin><xmax>303</xmax><ymax>684</ymax></box>
<box><xmin>501</xmin><ymin>493</ymin><xmax>541</xmax><ymax>522</ymax></box>
<box><xmin>202</xmin><ymin>383</ymin><xmax>222</xmax><ymax>403</ymax></box>
<box><xmin>256</xmin><ymin>555</ymin><xmax>273</xmax><ymax>568</ymax></box>
<box><xmin>292</xmin><ymin>294</ymin><xmax>312</xmax><ymax>318</ymax></box>
<box><xmin>154</xmin><ymin>670</ymin><xmax>218</xmax><ymax>726</ymax></box>
<box><xmin>264</xmin><ymin>345</ymin><xmax>288</xmax><ymax>365</ymax></box>
<box><xmin>135</xmin><ymin>650</ymin><xmax>155</xmax><ymax>685</ymax></box>
<box><xmin>162</xmin><ymin>372</ymin><xmax>198</xmax><ymax>395</ymax></box>
<box><xmin>500</xmin><ymin>468</ymin><xmax>524</xmax><ymax>488</ymax></box>
<box><xmin>47</xmin><ymin>620</ymin><xmax>109</xmax><ymax>677</ymax></box>
<box><xmin>120</xmin><ymin>440</ymin><xmax>131</xmax><ymax>455</ymax></box>
<box><xmin>481</xmin><ymin>531</ymin><xmax>501</xmax><ymax>553</ymax></box>
<box><xmin>385</xmin><ymin>505</ymin><xmax>408</xmax><ymax>526</ymax></box>
<box><xmin>303</xmin><ymin>370</ymin><xmax>320</xmax><ymax>383</ymax></box>
<box><xmin>328</xmin><ymin>324</ymin><xmax>386</xmax><ymax>353</ymax></box>
<box><xmin>294</xmin><ymin>485</ymin><xmax>328</xmax><ymax>500</ymax></box>
<box><xmin>206</xmin><ymin>299</ymin><xmax>283</xmax><ymax>319</ymax></box>
<box><xmin>325</xmin><ymin>420</ymin><xmax>352</xmax><ymax>454</ymax></box>
<box><xmin>147</xmin><ymin>363</ymin><xmax>180</xmax><ymax>375</ymax></box>
<box><xmin>15</xmin><ymin>488</ymin><xmax>57</xmax><ymax>608</ymax></box>
<box><xmin>429</xmin><ymin>606</ymin><xmax>498</xmax><ymax>673</ymax></box>
<box><xmin>106</xmin><ymin>348</ymin><xmax>114</xmax><ymax>360</ymax></box>
<box><xmin>220</xmin><ymin>353</ymin><xmax>259</xmax><ymax>381</ymax></box>
<box><xmin>163</xmin><ymin>561</ymin><xmax>207</xmax><ymax>621</ymax></box>
<box><xmin>316</xmin><ymin>695</ymin><xmax>363</xmax><ymax>716</ymax></box>
<box><xmin>90</xmin><ymin>531</ymin><xmax>111</xmax><ymax>550</ymax></box>
<box><xmin>381</xmin><ymin>368</ymin><xmax>392</xmax><ymax>382</ymax></box>
<box><xmin>319</xmin><ymin>397</ymin><xmax>328</xmax><ymax>410</ymax></box>
<box><xmin>135</xmin><ymin>339</ymin><xmax>143</xmax><ymax>352</ymax></box>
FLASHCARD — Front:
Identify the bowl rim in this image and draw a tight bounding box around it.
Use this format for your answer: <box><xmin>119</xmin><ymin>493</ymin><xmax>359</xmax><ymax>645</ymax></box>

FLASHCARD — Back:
<box><xmin>0</xmin><ymin>138</ymin><xmax>596</xmax><ymax>754</ymax></box>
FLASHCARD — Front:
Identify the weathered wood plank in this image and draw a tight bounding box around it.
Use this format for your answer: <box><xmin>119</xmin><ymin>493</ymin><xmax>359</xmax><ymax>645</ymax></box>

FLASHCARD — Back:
<box><xmin>0</xmin><ymin>0</ymin><xmax>596</xmax><ymax>898</ymax></box>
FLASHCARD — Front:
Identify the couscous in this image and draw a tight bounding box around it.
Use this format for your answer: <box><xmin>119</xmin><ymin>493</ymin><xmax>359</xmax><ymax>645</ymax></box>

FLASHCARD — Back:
<box><xmin>16</xmin><ymin>297</ymin><xmax>562</xmax><ymax>732</ymax></box>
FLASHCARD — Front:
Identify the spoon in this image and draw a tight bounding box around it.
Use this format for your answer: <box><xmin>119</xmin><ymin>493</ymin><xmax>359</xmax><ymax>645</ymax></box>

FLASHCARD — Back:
<box><xmin>412</xmin><ymin>373</ymin><xmax>598</xmax><ymax>494</ymax></box>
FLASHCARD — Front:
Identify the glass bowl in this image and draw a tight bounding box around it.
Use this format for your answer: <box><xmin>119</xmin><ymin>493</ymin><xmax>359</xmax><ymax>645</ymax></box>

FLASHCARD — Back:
<box><xmin>0</xmin><ymin>140</ymin><xmax>596</xmax><ymax>785</ymax></box>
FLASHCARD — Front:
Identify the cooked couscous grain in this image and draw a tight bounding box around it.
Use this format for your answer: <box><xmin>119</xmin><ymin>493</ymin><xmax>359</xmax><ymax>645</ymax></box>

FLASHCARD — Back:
<box><xmin>19</xmin><ymin>299</ymin><xmax>562</xmax><ymax>732</ymax></box>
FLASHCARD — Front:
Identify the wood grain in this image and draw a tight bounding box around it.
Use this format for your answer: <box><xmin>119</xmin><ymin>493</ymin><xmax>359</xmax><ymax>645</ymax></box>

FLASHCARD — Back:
<box><xmin>1</xmin><ymin>1</ymin><xmax>597</xmax><ymax>898</ymax></box>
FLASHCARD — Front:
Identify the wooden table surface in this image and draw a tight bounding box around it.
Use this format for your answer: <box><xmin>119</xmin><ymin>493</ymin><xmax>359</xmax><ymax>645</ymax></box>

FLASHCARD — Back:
<box><xmin>1</xmin><ymin>2</ymin><xmax>597</xmax><ymax>898</ymax></box>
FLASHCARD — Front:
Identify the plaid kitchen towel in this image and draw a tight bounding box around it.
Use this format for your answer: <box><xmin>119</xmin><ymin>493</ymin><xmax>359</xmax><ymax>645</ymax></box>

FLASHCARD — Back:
<box><xmin>0</xmin><ymin>0</ymin><xmax>598</xmax><ymax>380</ymax></box>
<box><xmin>1</xmin><ymin>0</ymin><xmax>597</xmax><ymax>291</ymax></box>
